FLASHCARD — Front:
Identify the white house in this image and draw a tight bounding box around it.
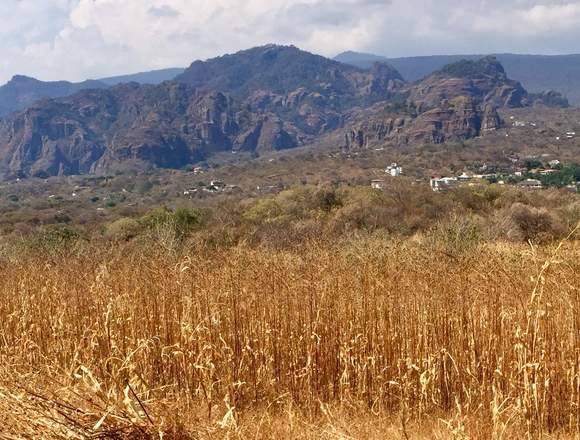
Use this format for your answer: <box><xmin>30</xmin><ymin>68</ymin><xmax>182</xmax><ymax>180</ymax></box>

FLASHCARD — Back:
<box><xmin>430</xmin><ymin>177</ymin><xmax>460</xmax><ymax>192</ymax></box>
<box><xmin>386</xmin><ymin>163</ymin><xmax>403</xmax><ymax>177</ymax></box>
<box><xmin>371</xmin><ymin>179</ymin><xmax>386</xmax><ymax>189</ymax></box>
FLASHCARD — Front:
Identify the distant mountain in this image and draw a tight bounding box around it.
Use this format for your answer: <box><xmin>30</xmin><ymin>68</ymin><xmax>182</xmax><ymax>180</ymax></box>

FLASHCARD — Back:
<box><xmin>0</xmin><ymin>46</ymin><xmax>567</xmax><ymax>180</ymax></box>
<box><xmin>0</xmin><ymin>75</ymin><xmax>107</xmax><ymax>117</ymax></box>
<box><xmin>335</xmin><ymin>52</ymin><xmax>475</xmax><ymax>77</ymax></box>
<box><xmin>344</xmin><ymin>56</ymin><xmax>525</xmax><ymax>147</ymax></box>
<box><xmin>0</xmin><ymin>68</ymin><xmax>185</xmax><ymax>118</ymax></box>
<box><xmin>0</xmin><ymin>46</ymin><xmax>407</xmax><ymax>179</ymax></box>
<box><xmin>98</xmin><ymin>68</ymin><xmax>185</xmax><ymax>86</ymax></box>
<box><xmin>335</xmin><ymin>51</ymin><xmax>580</xmax><ymax>105</ymax></box>
<box><xmin>335</xmin><ymin>51</ymin><xmax>392</xmax><ymax>68</ymax></box>
<box><xmin>176</xmin><ymin>44</ymin><xmax>404</xmax><ymax>100</ymax></box>
<box><xmin>176</xmin><ymin>44</ymin><xmax>406</xmax><ymax>139</ymax></box>
<box><xmin>409</xmin><ymin>57</ymin><xmax>528</xmax><ymax>109</ymax></box>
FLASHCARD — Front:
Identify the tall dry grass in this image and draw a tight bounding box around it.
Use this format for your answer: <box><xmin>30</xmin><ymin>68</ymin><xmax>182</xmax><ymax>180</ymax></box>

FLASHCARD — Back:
<box><xmin>0</xmin><ymin>233</ymin><xmax>578</xmax><ymax>439</ymax></box>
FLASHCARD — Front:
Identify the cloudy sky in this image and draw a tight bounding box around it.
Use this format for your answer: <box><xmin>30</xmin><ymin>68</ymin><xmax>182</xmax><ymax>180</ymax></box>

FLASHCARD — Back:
<box><xmin>2</xmin><ymin>0</ymin><xmax>580</xmax><ymax>83</ymax></box>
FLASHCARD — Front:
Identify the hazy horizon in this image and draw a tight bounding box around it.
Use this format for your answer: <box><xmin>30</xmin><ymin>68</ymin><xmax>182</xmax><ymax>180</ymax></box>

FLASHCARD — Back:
<box><xmin>3</xmin><ymin>0</ymin><xmax>580</xmax><ymax>83</ymax></box>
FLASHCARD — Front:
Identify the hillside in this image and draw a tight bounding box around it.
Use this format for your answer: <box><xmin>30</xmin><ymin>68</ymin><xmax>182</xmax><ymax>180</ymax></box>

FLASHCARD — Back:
<box><xmin>0</xmin><ymin>46</ymin><xmax>409</xmax><ymax>179</ymax></box>
<box><xmin>0</xmin><ymin>68</ymin><xmax>186</xmax><ymax>118</ymax></box>
<box><xmin>176</xmin><ymin>44</ymin><xmax>405</xmax><ymax>104</ymax></box>
<box><xmin>0</xmin><ymin>75</ymin><xmax>107</xmax><ymax>118</ymax></box>
<box><xmin>0</xmin><ymin>46</ymin><xmax>569</xmax><ymax>180</ymax></box>
<box><xmin>335</xmin><ymin>52</ymin><xmax>580</xmax><ymax>106</ymax></box>
<box><xmin>0</xmin><ymin>83</ymin><xmax>247</xmax><ymax>179</ymax></box>
<box><xmin>98</xmin><ymin>67</ymin><xmax>185</xmax><ymax>86</ymax></box>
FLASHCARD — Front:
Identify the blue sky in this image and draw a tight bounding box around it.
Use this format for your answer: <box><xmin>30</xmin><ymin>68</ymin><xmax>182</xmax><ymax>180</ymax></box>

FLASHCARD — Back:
<box><xmin>2</xmin><ymin>0</ymin><xmax>580</xmax><ymax>83</ymax></box>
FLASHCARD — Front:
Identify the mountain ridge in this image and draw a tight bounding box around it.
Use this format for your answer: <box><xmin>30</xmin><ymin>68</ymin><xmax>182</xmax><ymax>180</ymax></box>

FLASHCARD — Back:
<box><xmin>335</xmin><ymin>51</ymin><xmax>580</xmax><ymax>105</ymax></box>
<box><xmin>0</xmin><ymin>46</ymin><xmax>565</xmax><ymax>180</ymax></box>
<box><xmin>0</xmin><ymin>75</ymin><xmax>108</xmax><ymax>118</ymax></box>
<box><xmin>98</xmin><ymin>67</ymin><xmax>186</xmax><ymax>86</ymax></box>
<box><xmin>176</xmin><ymin>45</ymin><xmax>404</xmax><ymax>101</ymax></box>
<box><xmin>0</xmin><ymin>68</ymin><xmax>186</xmax><ymax>118</ymax></box>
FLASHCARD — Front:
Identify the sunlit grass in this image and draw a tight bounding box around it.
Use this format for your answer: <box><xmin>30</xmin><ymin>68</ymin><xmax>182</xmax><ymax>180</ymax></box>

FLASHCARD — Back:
<box><xmin>0</xmin><ymin>232</ymin><xmax>578</xmax><ymax>438</ymax></box>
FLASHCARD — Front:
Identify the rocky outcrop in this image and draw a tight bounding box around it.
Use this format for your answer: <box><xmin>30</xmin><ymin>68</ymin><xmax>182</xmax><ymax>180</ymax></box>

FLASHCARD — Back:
<box><xmin>343</xmin><ymin>57</ymin><xmax>520</xmax><ymax>148</ymax></box>
<box><xmin>345</xmin><ymin>98</ymin><xmax>501</xmax><ymax>147</ymax></box>
<box><xmin>345</xmin><ymin>117</ymin><xmax>409</xmax><ymax>148</ymax></box>
<box><xmin>408</xmin><ymin>57</ymin><xmax>528</xmax><ymax>110</ymax></box>
<box><xmin>0</xmin><ymin>82</ymin><xmax>314</xmax><ymax>179</ymax></box>
<box><xmin>0</xmin><ymin>49</ymin><xmax>566</xmax><ymax>180</ymax></box>
<box><xmin>481</xmin><ymin>104</ymin><xmax>502</xmax><ymax>131</ymax></box>
<box><xmin>404</xmin><ymin>97</ymin><xmax>494</xmax><ymax>144</ymax></box>
<box><xmin>0</xmin><ymin>84</ymin><xmax>239</xmax><ymax>179</ymax></box>
<box><xmin>357</xmin><ymin>62</ymin><xmax>406</xmax><ymax>96</ymax></box>
<box><xmin>528</xmin><ymin>90</ymin><xmax>570</xmax><ymax>108</ymax></box>
<box><xmin>237</xmin><ymin>116</ymin><xmax>297</xmax><ymax>152</ymax></box>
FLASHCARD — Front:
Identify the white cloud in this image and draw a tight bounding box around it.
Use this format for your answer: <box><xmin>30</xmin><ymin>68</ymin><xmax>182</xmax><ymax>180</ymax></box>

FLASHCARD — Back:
<box><xmin>1</xmin><ymin>0</ymin><xmax>580</xmax><ymax>83</ymax></box>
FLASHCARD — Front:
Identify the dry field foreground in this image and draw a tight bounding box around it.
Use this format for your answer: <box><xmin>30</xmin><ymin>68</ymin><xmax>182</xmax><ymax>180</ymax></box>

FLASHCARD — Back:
<box><xmin>0</xmin><ymin>236</ymin><xmax>579</xmax><ymax>439</ymax></box>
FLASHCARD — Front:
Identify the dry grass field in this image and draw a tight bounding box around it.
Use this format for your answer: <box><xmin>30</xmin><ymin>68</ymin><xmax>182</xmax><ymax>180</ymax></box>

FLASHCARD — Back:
<box><xmin>0</xmin><ymin>226</ymin><xmax>578</xmax><ymax>439</ymax></box>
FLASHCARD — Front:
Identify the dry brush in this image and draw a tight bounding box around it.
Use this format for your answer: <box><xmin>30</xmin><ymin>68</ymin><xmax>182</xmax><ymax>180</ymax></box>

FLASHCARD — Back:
<box><xmin>0</xmin><ymin>234</ymin><xmax>578</xmax><ymax>439</ymax></box>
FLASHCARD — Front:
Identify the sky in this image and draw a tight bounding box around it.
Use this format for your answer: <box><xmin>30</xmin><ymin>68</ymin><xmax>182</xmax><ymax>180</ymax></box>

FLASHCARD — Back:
<box><xmin>2</xmin><ymin>0</ymin><xmax>580</xmax><ymax>83</ymax></box>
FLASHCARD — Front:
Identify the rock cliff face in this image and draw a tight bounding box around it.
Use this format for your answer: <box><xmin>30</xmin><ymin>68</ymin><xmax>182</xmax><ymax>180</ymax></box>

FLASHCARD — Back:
<box><xmin>0</xmin><ymin>45</ymin><xmax>407</xmax><ymax>179</ymax></box>
<box><xmin>408</xmin><ymin>57</ymin><xmax>527</xmax><ymax>110</ymax></box>
<box><xmin>406</xmin><ymin>97</ymin><xmax>482</xmax><ymax>144</ymax></box>
<box><xmin>0</xmin><ymin>48</ymin><xmax>561</xmax><ymax>180</ymax></box>
<box><xmin>345</xmin><ymin>115</ymin><xmax>410</xmax><ymax>148</ymax></box>
<box><xmin>0</xmin><ymin>82</ymin><xmax>305</xmax><ymax>179</ymax></box>
<box><xmin>177</xmin><ymin>45</ymin><xmax>404</xmax><ymax>102</ymax></box>
<box><xmin>343</xmin><ymin>57</ymin><xmax>518</xmax><ymax>148</ymax></box>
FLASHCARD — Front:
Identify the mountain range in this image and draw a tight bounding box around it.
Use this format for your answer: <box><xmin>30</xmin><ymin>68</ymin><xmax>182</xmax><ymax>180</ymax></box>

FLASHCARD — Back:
<box><xmin>0</xmin><ymin>68</ymin><xmax>185</xmax><ymax>118</ymax></box>
<box><xmin>3</xmin><ymin>50</ymin><xmax>578</xmax><ymax>120</ymax></box>
<box><xmin>0</xmin><ymin>45</ymin><xmax>570</xmax><ymax>180</ymax></box>
<box><xmin>98</xmin><ymin>68</ymin><xmax>185</xmax><ymax>87</ymax></box>
<box><xmin>335</xmin><ymin>52</ymin><xmax>580</xmax><ymax>106</ymax></box>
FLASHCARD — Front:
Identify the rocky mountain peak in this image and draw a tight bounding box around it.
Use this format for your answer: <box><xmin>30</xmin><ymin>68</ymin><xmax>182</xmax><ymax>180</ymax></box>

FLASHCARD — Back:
<box><xmin>438</xmin><ymin>56</ymin><xmax>507</xmax><ymax>80</ymax></box>
<box><xmin>369</xmin><ymin>62</ymin><xmax>405</xmax><ymax>82</ymax></box>
<box><xmin>342</xmin><ymin>57</ymin><xmax>526</xmax><ymax>148</ymax></box>
<box><xmin>176</xmin><ymin>44</ymin><xmax>405</xmax><ymax>101</ymax></box>
<box><xmin>176</xmin><ymin>44</ymin><xmax>333</xmax><ymax>94</ymax></box>
<box><xmin>0</xmin><ymin>47</ymin><xmax>569</xmax><ymax>181</ymax></box>
<box><xmin>8</xmin><ymin>75</ymin><xmax>40</xmax><ymax>84</ymax></box>
<box><xmin>409</xmin><ymin>56</ymin><xmax>527</xmax><ymax>110</ymax></box>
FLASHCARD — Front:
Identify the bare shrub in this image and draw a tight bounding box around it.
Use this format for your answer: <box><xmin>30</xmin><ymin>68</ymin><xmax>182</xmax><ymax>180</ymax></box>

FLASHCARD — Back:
<box><xmin>426</xmin><ymin>213</ymin><xmax>483</xmax><ymax>256</ymax></box>
<box><xmin>509</xmin><ymin>202</ymin><xmax>566</xmax><ymax>243</ymax></box>
<box><xmin>104</xmin><ymin>217</ymin><xmax>142</xmax><ymax>241</ymax></box>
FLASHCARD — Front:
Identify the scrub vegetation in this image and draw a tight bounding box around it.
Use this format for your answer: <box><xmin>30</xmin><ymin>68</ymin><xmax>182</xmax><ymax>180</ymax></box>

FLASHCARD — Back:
<box><xmin>0</xmin><ymin>181</ymin><xmax>579</xmax><ymax>439</ymax></box>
